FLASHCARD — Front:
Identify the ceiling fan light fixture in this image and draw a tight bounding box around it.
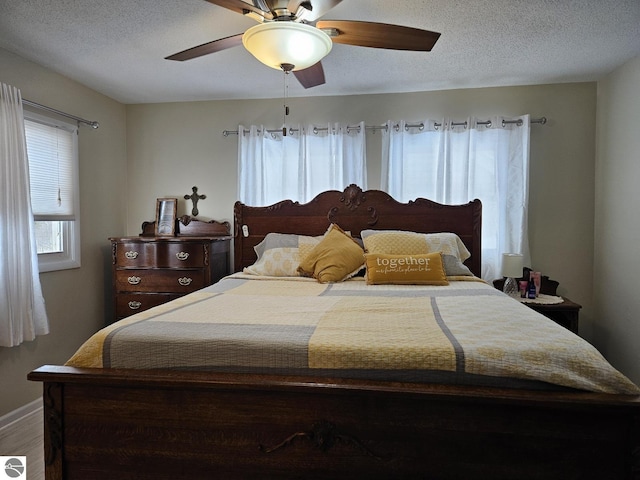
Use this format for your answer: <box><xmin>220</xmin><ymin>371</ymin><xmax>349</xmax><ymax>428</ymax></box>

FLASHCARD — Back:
<box><xmin>242</xmin><ymin>22</ymin><xmax>332</xmax><ymax>71</ymax></box>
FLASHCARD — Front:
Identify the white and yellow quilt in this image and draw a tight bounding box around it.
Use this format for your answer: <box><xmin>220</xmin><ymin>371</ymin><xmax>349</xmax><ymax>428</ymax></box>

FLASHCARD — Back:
<box><xmin>67</xmin><ymin>274</ymin><xmax>639</xmax><ymax>394</ymax></box>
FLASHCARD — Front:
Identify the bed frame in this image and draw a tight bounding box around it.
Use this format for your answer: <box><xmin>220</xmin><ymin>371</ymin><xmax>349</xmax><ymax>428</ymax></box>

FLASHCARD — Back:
<box><xmin>29</xmin><ymin>185</ymin><xmax>640</xmax><ymax>479</ymax></box>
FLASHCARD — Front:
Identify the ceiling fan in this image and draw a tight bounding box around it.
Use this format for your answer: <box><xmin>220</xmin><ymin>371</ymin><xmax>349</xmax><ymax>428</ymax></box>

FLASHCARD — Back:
<box><xmin>166</xmin><ymin>0</ymin><xmax>441</xmax><ymax>89</ymax></box>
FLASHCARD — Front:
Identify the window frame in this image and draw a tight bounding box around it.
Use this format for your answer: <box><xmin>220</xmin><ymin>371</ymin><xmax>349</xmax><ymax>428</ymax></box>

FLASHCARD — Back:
<box><xmin>24</xmin><ymin>110</ymin><xmax>81</xmax><ymax>272</ymax></box>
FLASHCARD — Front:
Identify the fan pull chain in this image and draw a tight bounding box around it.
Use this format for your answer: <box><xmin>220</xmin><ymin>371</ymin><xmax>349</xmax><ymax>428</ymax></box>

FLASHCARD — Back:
<box><xmin>281</xmin><ymin>63</ymin><xmax>293</xmax><ymax>136</ymax></box>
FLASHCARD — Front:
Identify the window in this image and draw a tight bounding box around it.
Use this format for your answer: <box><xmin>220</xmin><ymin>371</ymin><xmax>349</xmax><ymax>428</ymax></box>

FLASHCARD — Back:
<box><xmin>382</xmin><ymin>117</ymin><xmax>531</xmax><ymax>280</ymax></box>
<box><xmin>237</xmin><ymin>123</ymin><xmax>366</xmax><ymax>206</ymax></box>
<box><xmin>24</xmin><ymin>111</ymin><xmax>80</xmax><ymax>272</ymax></box>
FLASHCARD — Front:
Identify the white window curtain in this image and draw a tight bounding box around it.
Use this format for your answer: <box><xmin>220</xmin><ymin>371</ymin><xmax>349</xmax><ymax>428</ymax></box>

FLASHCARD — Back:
<box><xmin>382</xmin><ymin>116</ymin><xmax>531</xmax><ymax>280</ymax></box>
<box><xmin>0</xmin><ymin>83</ymin><xmax>49</xmax><ymax>347</ymax></box>
<box><xmin>238</xmin><ymin>122</ymin><xmax>366</xmax><ymax>206</ymax></box>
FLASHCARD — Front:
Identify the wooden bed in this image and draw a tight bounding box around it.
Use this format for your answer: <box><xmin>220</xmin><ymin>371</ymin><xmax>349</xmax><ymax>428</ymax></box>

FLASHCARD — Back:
<box><xmin>29</xmin><ymin>185</ymin><xmax>640</xmax><ymax>479</ymax></box>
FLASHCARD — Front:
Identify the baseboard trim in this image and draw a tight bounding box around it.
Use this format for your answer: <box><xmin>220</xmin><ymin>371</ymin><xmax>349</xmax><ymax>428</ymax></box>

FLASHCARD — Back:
<box><xmin>0</xmin><ymin>398</ymin><xmax>43</xmax><ymax>430</ymax></box>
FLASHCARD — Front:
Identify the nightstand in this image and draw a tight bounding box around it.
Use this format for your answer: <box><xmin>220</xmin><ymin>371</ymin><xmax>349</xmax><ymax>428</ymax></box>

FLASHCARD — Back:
<box><xmin>518</xmin><ymin>297</ymin><xmax>581</xmax><ymax>334</ymax></box>
<box><xmin>493</xmin><ymin>268</ymin><xmax>582</xmax><ymax>334</ymax></box>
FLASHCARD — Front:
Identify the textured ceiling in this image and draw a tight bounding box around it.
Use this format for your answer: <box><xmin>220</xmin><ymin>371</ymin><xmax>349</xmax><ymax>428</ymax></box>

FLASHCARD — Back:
<box><xmin>0</xmin><ymin>0</ymin><xmax>638</xmax><ymax>104</ymax></box>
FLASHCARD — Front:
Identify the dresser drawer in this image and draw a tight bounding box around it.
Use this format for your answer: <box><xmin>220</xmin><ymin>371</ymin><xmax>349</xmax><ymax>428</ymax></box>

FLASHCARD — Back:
<box><xmin>163</xmin><ymin>243</ymin><xmax>206</xmax><ymax>268</ymax></box>
<box><xmin>115</xmin><ymin>242</ymin><xmax>206</xmax><ymax>268</ymax></box>
<box><xmin>115</xmin><ymin>293</ymin><xmax>177</xmax><ymax>318</ymax></box>
<box><xmin>115</xmin><ymin>269</ymin><xmax>206</xmax><ymax>293</ymax></box>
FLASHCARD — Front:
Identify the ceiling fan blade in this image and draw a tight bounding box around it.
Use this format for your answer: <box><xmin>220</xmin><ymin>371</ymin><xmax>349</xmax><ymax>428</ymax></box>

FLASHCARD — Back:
<box><xmin>293</xmin><ymin>61</ymin><xmax>326</xmax><ymax>88</ymax></box>
<box><xmin>316</xmin><ymin>20</ymin><xmax>440</xmax><ymax>51</ymax></box>
<box><xmin>287</xmin><ymin>0</ymin><xmax>342</xmax><ymax>22</ymax></box>
<box><xmin>205</xmin><ymin>0</ymin><xmax>273</xmax><ymax>20</ymax></box>
<box><xmin>165</xmin><ymin>33</ymin><xmax>244</xmax><ymax>61</ymax></box>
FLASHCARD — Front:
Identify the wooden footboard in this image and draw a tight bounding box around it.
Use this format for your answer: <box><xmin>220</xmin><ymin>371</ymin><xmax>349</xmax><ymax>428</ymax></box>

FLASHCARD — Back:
<box><xmin>29</xmin><ymin>366</ymin><xmax>640</xmax><ymax>480</ymax></box>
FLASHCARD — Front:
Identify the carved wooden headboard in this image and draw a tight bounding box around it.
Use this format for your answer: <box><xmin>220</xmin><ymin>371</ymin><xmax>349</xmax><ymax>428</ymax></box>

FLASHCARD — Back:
<box><xmin>233</xmin><ymin>184</ymin><xmax>482</xmax><ymax>276</ymax></box>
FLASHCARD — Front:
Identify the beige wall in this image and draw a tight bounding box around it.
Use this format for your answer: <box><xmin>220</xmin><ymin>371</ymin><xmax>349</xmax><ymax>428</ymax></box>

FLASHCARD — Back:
<box><xmin>594</xmin><ymin>54</ymin><xmax>640</xmax><ymax>385</ymax></box>
<box><xmin>126</xmin><ymin>82</ymin><xmax>598</xmax><ymax>332</ymax></box>
<box><xmin>5</xmin><ymin>44</ymin><xmax>625</xmax><ymax>416</ymax></box>
<box><xmin>0</xmin><ymin>48</ymin><xmax>128</xmax><ymax>416</ymax></box>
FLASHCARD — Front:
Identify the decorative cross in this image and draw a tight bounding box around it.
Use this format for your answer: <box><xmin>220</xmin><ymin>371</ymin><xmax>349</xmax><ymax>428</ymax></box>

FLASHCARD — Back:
<box><xmin>184</xmin><ymin>186</ymin><xmax>206</xmax><ymax>217</ymax></box>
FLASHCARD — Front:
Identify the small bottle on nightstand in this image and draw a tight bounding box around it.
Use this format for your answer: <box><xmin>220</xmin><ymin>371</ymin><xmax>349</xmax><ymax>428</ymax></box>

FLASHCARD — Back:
<box><xmin>527</xmin><ymin>276</ymin><xmax>537</xmax><ymax>299</ymax></box>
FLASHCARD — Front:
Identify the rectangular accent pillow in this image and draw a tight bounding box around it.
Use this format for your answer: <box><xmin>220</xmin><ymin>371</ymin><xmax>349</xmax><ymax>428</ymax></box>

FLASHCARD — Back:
<box><xmin>364</xmin><ymin>252</ymin><xmax>449</xmax><ymax>285</ymax></box>
<box><xmin>361</xmin><ymin>230</ymin><xmax>473</xmax><ymax>277</ymax></box>
<box><xmin>243</xmin><ymin>233</ymin><xmax>321</xmax><ymax>277</ymax></box>
<box><xmin>297</xmin><ymin>224</ymin><xmax>365</xmax><ymax>283</ymax></box>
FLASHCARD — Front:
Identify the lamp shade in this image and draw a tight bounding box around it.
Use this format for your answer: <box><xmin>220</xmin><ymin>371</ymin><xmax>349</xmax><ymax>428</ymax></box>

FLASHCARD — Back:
<box><xmin>501</xmin><ymin>253</ymin><xmax>524</xmax><ymax>278</ymax></box>
<box><xmin>242</xmin><ymin>22</ymin><xmax>332</xmax><ymax>71</ymax></box>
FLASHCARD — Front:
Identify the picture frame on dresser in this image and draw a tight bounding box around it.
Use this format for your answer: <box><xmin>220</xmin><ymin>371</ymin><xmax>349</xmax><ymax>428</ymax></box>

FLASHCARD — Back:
<box><xmin>154</xmin><ymin>197</ymin><xmax>177</xmax><ymax>236</ymax></box>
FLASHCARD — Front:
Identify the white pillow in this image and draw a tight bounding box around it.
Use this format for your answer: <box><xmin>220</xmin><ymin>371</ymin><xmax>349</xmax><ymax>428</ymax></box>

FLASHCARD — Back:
<box><xmin>243</xmin><ymin>233</ymin><xmax>321</xmax><ymax>277</ymax></box>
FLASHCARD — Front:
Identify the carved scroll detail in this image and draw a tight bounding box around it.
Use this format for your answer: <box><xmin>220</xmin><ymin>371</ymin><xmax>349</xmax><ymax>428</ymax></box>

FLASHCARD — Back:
<box><xmin>632</xmin><ymin>446</ymin><xmax>640</xmax><ymax>479</ymax></box>
<box><xmin>44</xmin><ymin>383</ymin><xmax>63</xmax><ymax>467</ymax></box>
<box><xmin>366</xmin><ymin>206</ymin><xmax>379</xmax><ymax>226</ymax></box>
<box><xmin>631</xmin><ymin>415</ymin><xmax>640</xmax><ymax>479</ymax></box>
<box><xmin>340</xmin><ymin>184</ymin><xmax>366</xmax><ymax>211</ymax></box>
<box><xmin>326</xmin><ymin>185</ymin><xmax>378</xmax><ymax>226</ymax></box>
<box><xmin>327</xmin><ymin>207</ymin><xmax>339</xmax><ymax>223</ymax></box>
<box><xmin>260</xmin><ymin>420</ymin><xmax>383</xmax><ymax>460</ymax></box>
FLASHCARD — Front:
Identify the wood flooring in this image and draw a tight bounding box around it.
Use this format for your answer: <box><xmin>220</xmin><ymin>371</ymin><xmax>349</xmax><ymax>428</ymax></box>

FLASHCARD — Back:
<box><xmin>0</xmin><ymin>399</ymin><xmax>44</xmax><ymax>480</ymax></box>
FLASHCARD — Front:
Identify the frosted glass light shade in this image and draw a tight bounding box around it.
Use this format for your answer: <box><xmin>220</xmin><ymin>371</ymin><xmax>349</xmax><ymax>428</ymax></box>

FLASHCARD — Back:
<box><xmin>242</xmin><ymin>22</ymin><xmax>332</xmax><ymax>71</ymax></box>
<box><xmin>501</xmin><ymin>253</ymin><xmax>524</xmax><ymax>278</ymax></box>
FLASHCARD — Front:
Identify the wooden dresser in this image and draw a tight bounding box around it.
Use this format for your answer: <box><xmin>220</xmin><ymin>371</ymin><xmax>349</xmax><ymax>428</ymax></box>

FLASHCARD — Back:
<box><xmin>110</xmin><ymin>216</ymin><xmax>231</xmax><ymax>323</ymax></box>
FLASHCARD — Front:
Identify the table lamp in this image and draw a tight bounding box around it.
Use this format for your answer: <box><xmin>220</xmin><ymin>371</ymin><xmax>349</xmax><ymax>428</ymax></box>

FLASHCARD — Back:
<box><xmin>501</xmin><ymin>253</ymin><xmax>523</xmax><ymax>297</ymax></box>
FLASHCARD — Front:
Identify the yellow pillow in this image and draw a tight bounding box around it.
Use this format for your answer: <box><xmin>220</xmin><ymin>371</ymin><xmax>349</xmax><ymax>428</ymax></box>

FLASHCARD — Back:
<box><xmin>361</xmin><ymin>230</ymin><xmax>473</xmax><ymax>277</ymax></box>
<box><xmin>362</xmin><ymin>231</ymin><xmax>428</xmax><ymax>255</ymax></box>
<box><xmin>297</xmin><ymin>224</ymin><xmax>364</xmax><ymax>283</ymax></box>
<box><xmin>364</xmin><ymin>252</ymin><xmax>449</xmax><ymax>285</ymax></box>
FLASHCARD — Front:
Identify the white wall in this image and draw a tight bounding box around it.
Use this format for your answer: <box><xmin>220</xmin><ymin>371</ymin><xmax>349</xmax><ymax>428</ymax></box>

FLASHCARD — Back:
<box><xmin>594</xmin><ymin>54</ymin><xmax>640</xmax><ymax>385</ymax></box>
<box><xmin>0</xmin><ymin>48</ymin><xmax>128</xmax><ymax>416</ymax></box>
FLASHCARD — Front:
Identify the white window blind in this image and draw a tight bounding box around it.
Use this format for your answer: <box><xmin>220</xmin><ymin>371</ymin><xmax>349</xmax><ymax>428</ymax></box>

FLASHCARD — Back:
<box><xmin>24</xmin><ymin>117</ymin><xmax>77</xmax><ymax>221</ymax></box>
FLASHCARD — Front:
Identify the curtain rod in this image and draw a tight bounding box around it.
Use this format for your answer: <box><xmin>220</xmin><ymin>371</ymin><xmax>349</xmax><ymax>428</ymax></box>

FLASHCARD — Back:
<box><xmin>222</xmin><ymin>117</ymin><xmax>546</xmax><ymax>137</ymax></box>
<box><xmin>23</xmin><ymin>98</ymin><xmax>99</xmax><ymax>129</ymax></box>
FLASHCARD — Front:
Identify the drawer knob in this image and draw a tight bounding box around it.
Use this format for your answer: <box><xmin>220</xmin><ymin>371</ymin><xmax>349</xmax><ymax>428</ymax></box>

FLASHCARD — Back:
<box><xmin>127</xmin><ymin>276</ymin><xmax>141</xmax><ymax>285</ymax></box>
<box><xmin>128</xmin><ymin>301</ymin><xmax>142</xmax><ymax>310</ymax></box>
<box><xmin>176</xmin><ymin>251</ymin><xmax>190</xmax><ymax>261</ymax></box>
<box><xmin>125</xmin><ymin>251</ymin><xmax>139</xmax><ymax>259</ymax></box>
<box><xmin>178</xmin><ymin>277</ymin><xmax>193</xmax><ymax>286</ymax></box>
